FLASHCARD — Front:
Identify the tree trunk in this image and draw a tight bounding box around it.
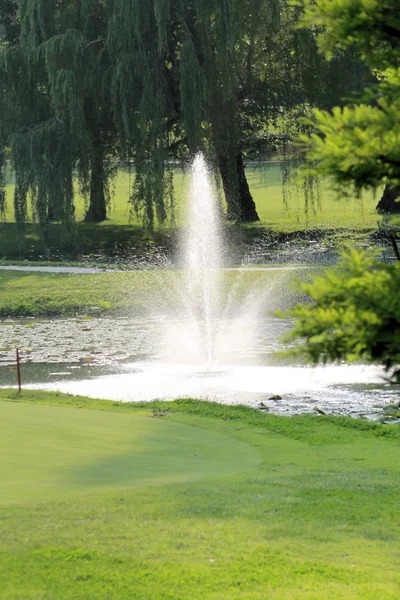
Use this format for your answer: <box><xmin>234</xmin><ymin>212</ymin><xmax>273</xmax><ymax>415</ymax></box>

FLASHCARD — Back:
<box><xmin>376</xmin><ymin>185</ymin><xmax>400</xmax><ymax>214</ymax></box>
<box><xmin>85</xmin><ymin>149</ymin><xmax>107</xmax><ymax>222</ymax></box>
<box><xmin>218</xmin><ymin>152</ymin><xmax>259</xmax><ymax>222</ymax></box>
<box><xmin>47</xmin><ymin>202</ymin><xmax>55</xmax><ymax>222</ymax></box>
<box><xmin>236</xmin><ymin>152</ymin><xmax>259</xmax><ymax>222</ymax></box>
<box><xmin>218</xmin><ymin>154</ymin><xmax>234</xmax><ymax>217</ymax></box>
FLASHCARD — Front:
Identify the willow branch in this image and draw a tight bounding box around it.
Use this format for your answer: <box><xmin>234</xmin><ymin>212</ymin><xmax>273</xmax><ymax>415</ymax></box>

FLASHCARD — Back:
<box><xmin>84</xmin><ymin>37</ymin><xmax>105</xmax><ymax>51</ymax></box>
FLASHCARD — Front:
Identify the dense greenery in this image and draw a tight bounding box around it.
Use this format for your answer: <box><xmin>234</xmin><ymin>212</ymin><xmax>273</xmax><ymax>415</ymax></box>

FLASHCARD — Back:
<box><xmin>286</xmin><ymin>1</ymin><xmax>400</xmax><ymax>377</ymax></box>
<box><xmin>108</xmin><ymin>0</ymin><xmax>365</xmax><ymax>222</ymax></box>
<box><xmin>300</xmin><ymin>0</ymin><xmax>400</xmax><ymax>193</ymax></box>
<box><xmin>0</xmin><ymin>0</ymin><xmax>118</xmax><ymax>232</ymax></box>
<box><xmin>1</xmin><ymin>391</ymin><xmax>400</xmax><ymax>599</ymax></box>
<box><xmin>0</xmin><ymin>0</ymin><xmax>368</xmax><ymax>234</ymax></box>
<box><xmin>283</xmin><ymin>249</ymin><xmax>400</xmax><ymax>379</ymax></box>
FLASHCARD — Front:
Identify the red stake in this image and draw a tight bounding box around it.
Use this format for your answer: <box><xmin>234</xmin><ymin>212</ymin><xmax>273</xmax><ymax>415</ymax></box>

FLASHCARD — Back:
<box><xmin>16</xmin><ymin>348</ymin><xmax>22</xmax><ymax>392</ymax></box>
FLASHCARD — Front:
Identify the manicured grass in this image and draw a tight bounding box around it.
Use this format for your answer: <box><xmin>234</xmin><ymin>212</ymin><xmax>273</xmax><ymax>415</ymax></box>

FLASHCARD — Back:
<box><xmin>0</xmin><ymin>266</ymin><xmax>309</xmax><ymax>316</ymax></box>
<box><xmin>1</xmin><ymin>389</ymin><xmax>400</xmax><ymax>599</ymax></box>
<box><xmin>3</xmin><ymin>166</ymin><xmax>381</xmax><ymax>230</ymax></box>
<box><xmin>0</xmin><ymin>166</ymin><xmax>382</xmax><ymax>260</ymax></box>
<box><xmin>245</xmin><ymin>167</ymin><xmax>381</xmax><ymax>230</ymax></box>
<box><xmin>0</xmin><ymin>399</ymin><xmax>259</xmax><ymax>505</ymax></box>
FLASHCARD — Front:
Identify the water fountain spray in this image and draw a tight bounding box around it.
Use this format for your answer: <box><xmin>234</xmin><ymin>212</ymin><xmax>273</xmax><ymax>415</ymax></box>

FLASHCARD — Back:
<box><xmin>162</xmin><ymin>152</ymin><xmax>266</xmax><ymax>367</ymax></box>
<box><xmin>184</xmin><ymin>153</ymin><xmax>222</xmax><ymax>364</ymax></box>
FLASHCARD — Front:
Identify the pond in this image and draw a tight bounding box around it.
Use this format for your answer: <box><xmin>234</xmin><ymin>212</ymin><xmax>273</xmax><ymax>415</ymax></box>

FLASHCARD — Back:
<box><xmin>0</xmin><ymin>312</ymin><xmax>397</xmax><ymax>419</ymax></box>
<box><xmin>1</xmin><ymin>156</ymin><xmax>398</xmax><ymax>419</ymax></box>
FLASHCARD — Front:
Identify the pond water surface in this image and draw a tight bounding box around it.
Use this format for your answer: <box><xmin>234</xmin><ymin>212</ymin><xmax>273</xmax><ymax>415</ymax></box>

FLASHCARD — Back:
<box><xmin>1</xmin><ymin>313</ymin><xmax>398</xmax><ymax>419</ymax></box>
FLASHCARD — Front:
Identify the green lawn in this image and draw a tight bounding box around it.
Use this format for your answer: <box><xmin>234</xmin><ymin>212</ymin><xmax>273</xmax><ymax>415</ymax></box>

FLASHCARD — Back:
<box><xmin>0</xmin><ymin>266</ymin><xmax>309</xmax><ymax>316</ymax></box>
<box><xmin>3</xmin><ymin>166</ymin><xmax>381</xmax><ymax>230</ymax></box>
<box><xmin>0</xmin><ymin>399</ymin><xmax>258</xmax><ymax>505</ymax></box>
<box><xmin>0</xmin><ymin>165</ymin><xmax>382</xmax><ymax>260</ymax></box>
<box><xmin>1</xmin><ymin>390</ymin><xmax>400</xmax><ymax>599</ymax></box>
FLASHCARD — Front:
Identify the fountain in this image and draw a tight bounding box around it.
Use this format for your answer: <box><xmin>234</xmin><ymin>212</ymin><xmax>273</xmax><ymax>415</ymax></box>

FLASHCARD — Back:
<box><xmin>5</xmin><ymin>153</ymin><xmax>394</xmax><ymax>418</ymax></box>
<box><xmin>162</xmin><ymin>153</ymin><xmax>267</xmax><ymax>367</ymax></box>
<box><xmin>162</xmin><ymin>153</ymin><xmax>222</xmax><ymax>366</ymax></box>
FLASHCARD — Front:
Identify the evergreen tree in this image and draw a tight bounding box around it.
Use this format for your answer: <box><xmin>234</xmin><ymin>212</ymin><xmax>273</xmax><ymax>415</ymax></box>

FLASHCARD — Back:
<box><xmin>300</xmin><ymin>0</ymin><xmax>400</xmax><ymax>214</ymax></box>
<box><xmin>299</xmin><ymin>0</ymin><xmax>400</xmax><ymax>195</ymax></box>
<box><xmin>283</xmin><ymin>0</ymin><xmax>400</xmax><ymax>380</ymax></box>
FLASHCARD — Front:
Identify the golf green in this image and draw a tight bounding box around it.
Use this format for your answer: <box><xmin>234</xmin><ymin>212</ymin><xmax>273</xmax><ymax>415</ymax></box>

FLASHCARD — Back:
<box><xmin>0</xmin><ymin>401</ymin><xmax>260</xmax><ymax>505</ymax></box>
<box><xmin>2</xmin><ymin>393</ymin><xmax>400</xmax><ymax>598</ymax></box>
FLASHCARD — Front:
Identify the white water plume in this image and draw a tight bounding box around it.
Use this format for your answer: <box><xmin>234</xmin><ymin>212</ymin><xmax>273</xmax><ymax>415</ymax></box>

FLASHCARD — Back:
<box><xmin>162</xmin><ymin>153</ymin><xmax>276</xmax><ymax>367</ymax></box>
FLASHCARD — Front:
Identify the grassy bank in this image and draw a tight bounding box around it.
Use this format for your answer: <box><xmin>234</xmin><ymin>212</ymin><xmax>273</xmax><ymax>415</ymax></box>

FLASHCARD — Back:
<box><xmin>1</xmin><ymin>390</ymin><xmax>400</xmax><ymax>599</ymax></box>
<box><xmin>0</xmin><ymin>267</ymin><xmax>310</xmax><ymax>317</ymax></box>
<box><xmin>0</xmin><ymin>166</ymin><xmax>382</xmax><ymax>260</ymax></box>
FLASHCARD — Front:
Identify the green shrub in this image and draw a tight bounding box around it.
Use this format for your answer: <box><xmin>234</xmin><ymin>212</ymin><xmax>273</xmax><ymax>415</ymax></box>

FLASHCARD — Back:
<box><xmin>281</xmin><ymin>248</ymin><xmax>400</xmax><ymax>381</ymax></box>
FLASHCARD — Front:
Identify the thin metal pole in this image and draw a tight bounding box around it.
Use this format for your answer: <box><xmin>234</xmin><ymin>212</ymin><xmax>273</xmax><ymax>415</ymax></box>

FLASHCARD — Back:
<box><xmin>16</xmin><ymin>348</ymin><xmax>22</xmax><ymax>392</ymax></box>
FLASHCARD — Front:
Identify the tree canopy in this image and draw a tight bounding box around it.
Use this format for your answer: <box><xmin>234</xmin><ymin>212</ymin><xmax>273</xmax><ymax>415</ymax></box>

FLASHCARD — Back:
<box><xmin>299</xmin><ymin>0</ymin><xmax>400</xmax><ymax>192</ymax></box>
<box><xmin>107</xmin><ymin>0</ymin><xmax>367</xmax><ymax>222</ymax></box>
<box><xmin>0</xmin><ymin>0</ymin><xmax>369</xmax><ymax>231</ymax></box>
<box><xmin>0</xmin><ymin>0</ymin><xmax>119</xmax><ymax>232</ymax></box>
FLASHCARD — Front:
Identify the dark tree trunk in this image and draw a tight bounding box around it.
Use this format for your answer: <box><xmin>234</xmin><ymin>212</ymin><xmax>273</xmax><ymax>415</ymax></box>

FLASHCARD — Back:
<box><xmin>236</xmin><ymin>152</ymin><xmax>259</xmax><ymax>222</ymax></box>
<box><xmin>47</xmin><ymin>203</ymin><xmax>55</xmax><ymax>222</ymax></box>
<box><xmin>218</xmin><ymin>154</ymin><xmax>233</xmax><ymax>216</ymax></box>
<box><xmin>376</xmin><ymin>185</ymin><xmax>400</xmax><ymax>214</ymax></box>
<box><xmin>218</xmin><ymin>152</ymin><xmax>259</xmax><ymax>222</ymax></box>
<box><xmin>85</xmin><ymin>149</ymin><xmax>107</xmax><ymax>222</ymax></box>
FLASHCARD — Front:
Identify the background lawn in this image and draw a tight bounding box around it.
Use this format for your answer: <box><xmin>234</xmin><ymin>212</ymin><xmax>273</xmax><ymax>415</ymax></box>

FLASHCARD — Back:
<box><xmin>1</xmin><ymin>390</ymin><xmax>400</xmax><ymax>599</ymax></box>
<box><xmin>0</xmin><ymin>266</ymin><xmax>311</xmax><ymax>316</ymax></box>
<box><xmin>2</xmin><ymin>165</ymin><xmax>381</xmax><ymax>230</ymax></box>
<box><xmin>0</xmin><ymin>165</ymin><xmax>382</xmax><ymax>260</ymax></box>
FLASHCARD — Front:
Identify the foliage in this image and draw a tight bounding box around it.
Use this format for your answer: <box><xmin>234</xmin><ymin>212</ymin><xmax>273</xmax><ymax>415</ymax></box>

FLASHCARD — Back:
<box><xmin>0</xmin><ymin>0</ymin><xmax>369</xmax><ymax>230</ymax></box>
<box><xmin>299</xmin><ymin>0</ymin><xmax>400</xmax><ymax>70</ymax></box>
<box><xmin>282</xmin><ymin>249</ymin><xmax>400</xmax><ymax>379</ymax></box>
<box><xmin>0</xmin><ymin>0</ymin><xmax>119</xmax><ymax>232</ymax></box>
<box><xmin>302</xmin><ymin>70</ymin><xmax>400</xmax><ymax>192</ymax></box>
<box><xmin>107</xmin><ymin>0</ymin><xmax>368</xmax><ymax>221</ymax></box>
<box><xmin>1</xmin><ymin>392</ymin><xmax>400</xmax><ymax>598</ymax></box>
<box><xmin>285</xmin><ymin>1</ymin><xmax>400</xmax><ymax>377</ymax></box>
<box><xmin>299</xmin><ymin>0</ymin><xmax>400</xmax><ymax>192</ymax></box>
<box><xmin>0</xmin><ymin>0</ymin><xmax>18</xmax><ymax>46</ymax></box>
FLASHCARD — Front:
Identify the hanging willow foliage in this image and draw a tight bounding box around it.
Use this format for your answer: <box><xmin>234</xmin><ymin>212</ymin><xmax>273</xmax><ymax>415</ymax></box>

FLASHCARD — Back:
<box><xmin>106</xmin><ymin>0</ymin><xmax>277</xmax><ymax>222</ymax></box>
<box><xmin>106</xmin><ymin>0</ymin><xmax>176</xmax><ymax>226</ymax></box>
<box><xmin>0</xmin><ymin>0</ymin><xmax>369</xmax><ymax>232</ymax></box>
<box><xmin>105</xmin><ymin>0</ymin><xmax>367</xmax><ymax>223</ymax></box>
<box><xmin>0</xmin><ymin>150</ymin><xmax>6</xmax><ymax>218</ymax></box>
<box><xmin>0</xmin><ymin>0</ymin><xmax>119</xmax><ymax>234</ymax></box>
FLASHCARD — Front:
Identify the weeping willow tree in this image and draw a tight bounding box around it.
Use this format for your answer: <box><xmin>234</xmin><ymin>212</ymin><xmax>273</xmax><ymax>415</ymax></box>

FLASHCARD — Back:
<box><xmin>107</xmin><ymin>0</ymin><xmax>279</xmax><ymax>222</ymax></box>
<box><xmin>107</xmin><ymin>0</ymin><xmax>368</xmax><ymax>224</ymax></box>
<box><xmin>106</xmin><ymin>0</ymin><xmax>177</xmax><ymax>227</ymax></box>
<box><xmin>0</xmin><ymin>0</ymin><xmax>18</xmax><ymax>217</ymax></box>
<box><xmin>0</xmin><ymin>0</ymin><xmax>118</xmax><ymax>232</ymax></box>
<box><xmin>1</xmin><ymin>0</ymin><xmax>369</xmax><ymax>233</ymax></box>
